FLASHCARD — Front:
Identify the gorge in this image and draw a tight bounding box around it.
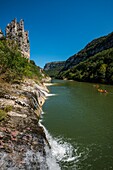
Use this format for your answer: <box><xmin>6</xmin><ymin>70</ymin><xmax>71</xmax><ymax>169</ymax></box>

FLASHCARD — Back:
<box><xmin>1</xmin><ymin>18</ymin><xmax>113</xmax><ymax>170</ymax></box>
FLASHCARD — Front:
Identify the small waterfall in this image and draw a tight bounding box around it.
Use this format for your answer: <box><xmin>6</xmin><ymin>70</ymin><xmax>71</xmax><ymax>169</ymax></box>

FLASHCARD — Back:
<box><xmin>41</xmin><ymin>90</ymin><xmax>57</xmax><ymax>97</ymax></box>
<box><xmin>39</xmin><ymin>120</ymin><xmax>81</xmax><ymax>170</ymax></box>
<box><xmin>38</xmin><ymin>121</ymin><xmax>60</xmax><ymax>170</ymax></box>
<box><xmin>38</xmin><ymin>89</ymin><xmax>83</xmax><ymax>169</ymax></box>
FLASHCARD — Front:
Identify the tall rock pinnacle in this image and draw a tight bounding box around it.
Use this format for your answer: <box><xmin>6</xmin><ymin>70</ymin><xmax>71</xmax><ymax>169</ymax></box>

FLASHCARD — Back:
<box><xmin>5</xmin><ymin>18</ymin><xmax>30</xmax><ymax>59</ymax></box>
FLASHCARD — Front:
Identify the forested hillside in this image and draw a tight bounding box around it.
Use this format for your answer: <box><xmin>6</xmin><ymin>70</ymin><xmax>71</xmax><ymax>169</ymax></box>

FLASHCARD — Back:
<box><xmin>59</xmin><ymin>48</ymin><xmax>113</xmax><ymax>84</ymax></box>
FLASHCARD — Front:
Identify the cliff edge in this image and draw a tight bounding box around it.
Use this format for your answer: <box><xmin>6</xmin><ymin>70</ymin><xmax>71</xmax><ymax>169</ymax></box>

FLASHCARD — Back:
<box><xmin>0</xmin><ymin>21</ymin><xmax>51</xmax><ymax>169</ymax></box>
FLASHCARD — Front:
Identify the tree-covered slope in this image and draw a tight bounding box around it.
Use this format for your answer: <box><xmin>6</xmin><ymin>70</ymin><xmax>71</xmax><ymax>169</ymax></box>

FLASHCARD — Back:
<box><xmin>59</xmin><ymin>48</ymin><xmax>113</xmax><ymax>84</ymax></box>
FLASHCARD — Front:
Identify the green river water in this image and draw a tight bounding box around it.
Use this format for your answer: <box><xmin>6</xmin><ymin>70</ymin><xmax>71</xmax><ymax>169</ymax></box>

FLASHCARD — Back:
<box><xmin>42</xmin><ymin>80</ymin><xmax>113</xmax><ymax>170</ymax></box>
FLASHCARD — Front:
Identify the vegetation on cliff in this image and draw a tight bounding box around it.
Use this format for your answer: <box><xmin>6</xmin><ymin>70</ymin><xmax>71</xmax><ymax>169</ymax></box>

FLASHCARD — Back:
<box><xmin>0</xmin><ymin>39</ymin><xmax>45</xmax><ymax>83</ymax></box>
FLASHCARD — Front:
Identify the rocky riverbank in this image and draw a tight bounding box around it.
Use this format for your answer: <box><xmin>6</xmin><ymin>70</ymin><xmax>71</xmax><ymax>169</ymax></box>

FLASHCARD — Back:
<box><xmin>0</xmin><ymin>78</ymin><xmax>51</xmax><ymax>169</ymax></box>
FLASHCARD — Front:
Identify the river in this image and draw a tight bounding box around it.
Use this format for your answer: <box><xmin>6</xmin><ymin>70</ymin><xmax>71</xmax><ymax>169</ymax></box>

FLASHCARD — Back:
<box><xmin>42</xmin><ymin>80</ymin><xmax>113</xmax><ymax>170</ymax></box>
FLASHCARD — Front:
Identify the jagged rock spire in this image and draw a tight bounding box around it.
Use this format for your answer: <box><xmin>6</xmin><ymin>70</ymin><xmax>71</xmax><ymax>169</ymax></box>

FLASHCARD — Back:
<box><xmin>5</xmin><ymin>19</ymin><xmax>30</xmax><ymax>59</ymax></box>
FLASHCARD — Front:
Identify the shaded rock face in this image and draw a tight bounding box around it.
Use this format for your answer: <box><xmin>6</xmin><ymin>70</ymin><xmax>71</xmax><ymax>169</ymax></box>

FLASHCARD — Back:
<box><xmin>63</xmin><ymin>32</ymin><xmax>113</xmax><ymax>71</ymax></box>
<box><xmin>44</xmin><ymin>61</ymin><xmax>65</xmax><ymax>71</ymax></box>
<box><xmin>44</xmin><ymin>61</ymin><xmax>65</xmax><ymax>77</ymax></box>
<box><xmin>5</xmin><ymin>18</ymin><xmax>30</xmax><ymax>59</ymax></box>
<box><xmin>0</xmin><ymin>79</ymin><xmax>50</xmax><ymax>169</ymax></box>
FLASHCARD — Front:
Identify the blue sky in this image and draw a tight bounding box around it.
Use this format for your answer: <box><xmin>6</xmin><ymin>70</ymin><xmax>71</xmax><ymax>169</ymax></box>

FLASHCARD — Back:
<box><xmin>0</xmin><ymin>0</ymin><xmax>113</xmax><ymax>68</ymax></box>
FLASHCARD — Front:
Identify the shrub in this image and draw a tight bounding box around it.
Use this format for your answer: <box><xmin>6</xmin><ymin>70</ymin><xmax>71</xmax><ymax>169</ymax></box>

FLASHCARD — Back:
<box><xmin>4</xmin><ymin>105</ymin><xmax>13</xmax><ymax>112</ymax></box>
<box><xmin>0</xmin><ymin>109</ymin><xmax>7</xmax><ymax>121</ymax></box>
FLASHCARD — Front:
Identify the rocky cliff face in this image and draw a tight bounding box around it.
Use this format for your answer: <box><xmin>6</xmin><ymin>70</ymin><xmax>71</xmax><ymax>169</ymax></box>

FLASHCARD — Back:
<box><xmin>44</xmin><ymin>61</ymin><xmax>65</xmax><ymax>71</ymax></box>
<box><xmin>5</xmin><ymin>18</ymin><xmax>30</xmax><ymax>59</ymax></box>
<box><xmin>44</xmin><ymin>61</ymin><xmax>65</xmax><ymax>77</ymax></box>
<box><xmin>63</xmin><ymin>32</ymin><xmax>113</xmax><ymax>71</ymax></box>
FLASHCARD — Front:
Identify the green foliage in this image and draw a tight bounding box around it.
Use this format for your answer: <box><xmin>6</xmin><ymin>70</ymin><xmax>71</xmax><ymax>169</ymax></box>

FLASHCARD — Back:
<box><xmin>4</xmin><ymin>105</ymin><xmax>13</xmax><ymax>112</ymax></box>
<box><xmin>0</xmin><ymin>39</ymin><xmax>44</xmax><ymax>82</ymax></box>
<box><xmin>0</xmin><ymin>109</ymin><xmax>7</xmax><ymax>121</ymax></box>
<box><xmin>60</xmin><ymin>48</ymin><xmax>113</xmax><ymax>84</ymax></box>
<box><xmin>45</xmin><ymin>69</ymin><xmax>61</xmax><ymax>78</ymax></box>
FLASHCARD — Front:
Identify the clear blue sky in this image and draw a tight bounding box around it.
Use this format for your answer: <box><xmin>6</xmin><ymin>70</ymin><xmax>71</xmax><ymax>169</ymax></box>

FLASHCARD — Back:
<box><xmin>0</xmin><ymin>0</ymin><xmax>113</xmax><ymax>68</ymax></box>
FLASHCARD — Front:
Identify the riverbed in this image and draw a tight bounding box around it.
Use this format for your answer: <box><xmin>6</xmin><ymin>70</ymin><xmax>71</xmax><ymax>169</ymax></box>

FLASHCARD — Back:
<box><xmin>42</xmin><ymin>80</ymin><xmax>113</xmax><ymax>170</ymax></box>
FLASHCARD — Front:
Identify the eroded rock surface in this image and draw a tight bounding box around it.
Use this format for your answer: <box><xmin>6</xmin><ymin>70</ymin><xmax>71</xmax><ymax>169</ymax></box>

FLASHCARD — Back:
<box><xmin>0</xmin><ymin>78</ymin><xmax>50</xmax><ymax>169</ymax></box>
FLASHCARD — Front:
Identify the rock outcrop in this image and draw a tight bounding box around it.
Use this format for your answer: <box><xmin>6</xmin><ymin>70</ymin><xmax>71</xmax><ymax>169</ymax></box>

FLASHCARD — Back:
<box><xmin>0</xmin><ymin>78</ymin><xmax>50</xmax><ymax>169</ymax></box>
<box><xmin>5</xmin><ymin>18</ymin><xmax>30</xmax><ymax>59</ymax></box>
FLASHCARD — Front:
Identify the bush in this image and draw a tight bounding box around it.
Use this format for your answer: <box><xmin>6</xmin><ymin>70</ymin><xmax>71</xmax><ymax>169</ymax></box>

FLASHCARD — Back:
<box><xmin>0</xmin><ymin>109</ymin><xmax>7</xmax><ymax>121</ymax></box>
<box><xmin>4</xmin><ymin>105</ymin><xmax>13</xmax><ymax>112</ymax></box>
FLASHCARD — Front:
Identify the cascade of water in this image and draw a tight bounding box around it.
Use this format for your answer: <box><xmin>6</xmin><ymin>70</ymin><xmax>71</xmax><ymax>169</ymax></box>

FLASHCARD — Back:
<box><xmin>38</xmin><ymin>87</ymin><xmax>83</xmax><ymax>169</ymax></box>
<box><xmin>39</xmin><ymin>119</ymin><xmax>81</xmax><ymax>170</ymax></box>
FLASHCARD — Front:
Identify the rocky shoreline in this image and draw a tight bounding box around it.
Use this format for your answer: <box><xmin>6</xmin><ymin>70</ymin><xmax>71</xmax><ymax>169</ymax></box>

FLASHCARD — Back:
<box><xmin>0</xmin><ymin>78</ymin><xmax>51</xmax><ymax>169</ymax></box>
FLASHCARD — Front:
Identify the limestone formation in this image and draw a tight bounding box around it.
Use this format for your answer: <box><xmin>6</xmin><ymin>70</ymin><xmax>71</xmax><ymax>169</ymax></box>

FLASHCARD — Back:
<box><xmin>5</xmin><ymin>18</ymin><xmax>30</xmax><ymax>59</ymax></box>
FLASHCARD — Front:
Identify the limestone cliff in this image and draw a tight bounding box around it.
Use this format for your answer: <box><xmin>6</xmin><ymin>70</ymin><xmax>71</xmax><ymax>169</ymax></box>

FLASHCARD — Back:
<box><xmin>44</xmin><ymin>61</ymin><xmax>65</xmax><ymax>77</ymax></box>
